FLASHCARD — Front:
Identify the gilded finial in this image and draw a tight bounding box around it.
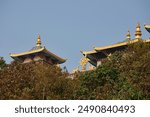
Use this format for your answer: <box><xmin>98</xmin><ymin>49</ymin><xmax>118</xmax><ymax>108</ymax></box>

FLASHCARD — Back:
<box><xmin>126</xmin><ymin>30</ymin><xmax>131</xmax><ymax>41</ymax></box>
<box><xmin>72</xmin><ymin>67</ymin><xmax>79</xmax><ymax>73</ymax></box>
<box><xmin>135</xmin><ymin>22</ymin><xmax>142</xmax><ymax>40</ymax></box>
<box><xmin>80</xmin><ymin>57</ymin><xmax>89</xmax><ymax>71</ymax></box>
<box><xmin>88</xmin><ymin>64</ymin><xmax>95</xmax><ymax>71</ymax></box>
<box><xmin>36</xmin><ymin>34</ymin><xmax>42</xmax><ymax>46</ymax></box>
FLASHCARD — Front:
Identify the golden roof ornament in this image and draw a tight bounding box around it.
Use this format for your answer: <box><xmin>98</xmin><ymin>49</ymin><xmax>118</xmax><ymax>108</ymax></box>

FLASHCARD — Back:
<box><xmin>126</xmin><ymin>30</ymin><xmax>131</xmax><ymax>41</ymax></box>
<box><xmin>80</xmin><ymin>57</ymin><xmax>89</xmax><ymax>71</ymax></box>
<box><xmin>72</xmin><ymin>67</ymin><xmax>79</xmax><ymax>73</ymax></box>
<box><xmin>88</xmin><ymin>64</ymin><xmax>95</xmax><ymax>71</ymax></box>
<box><xmin>36</xmin><ymin>34</ymin><xmax>42</xmax><ymax>46</ymax></box>
<box><xmin>135</xmin><ymin>22</ymin><xmax>142</xmax><ymax>40</ymax></box>
<box><xmin>56</xmin><ymin>64</ymin><xmax>60</xmax><ymax>68</ymax></box>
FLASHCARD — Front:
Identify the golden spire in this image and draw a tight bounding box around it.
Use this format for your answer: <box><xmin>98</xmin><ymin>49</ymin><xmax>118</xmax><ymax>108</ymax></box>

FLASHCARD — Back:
<box><xmin>36</xmin><ymin>34</ymin><xmax>42</xmax><ymax>46</ymax></box>
<box><xmin>135</xmin><ymin>22</ymin><xmax>142</xmax><ymax>40</ymax></box>
<box><xmin>126</xmin><ymin>30</ymin><xmax>131</xmax><ymax>41</ymax></box>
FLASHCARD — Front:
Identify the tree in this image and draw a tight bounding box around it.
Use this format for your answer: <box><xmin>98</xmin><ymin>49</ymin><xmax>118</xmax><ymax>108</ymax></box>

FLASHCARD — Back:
<box><xmin>74</xmin><ymin>63</ymin><xmax>119</xmax><ymax>99</ymax></box>
<box><xmin>117</xmin><ymin>42</ymin><xmax>150</xmax><ymax>99</ymax></box>
<box><xmin>0</xmin><ymin>61</ymin><xmax>77</xmax><ymax>99</ymax></box>
<box><xmin>0</xmin><ymin>57</ymin><xmax>6</xmax><ymax>70</ymax></box>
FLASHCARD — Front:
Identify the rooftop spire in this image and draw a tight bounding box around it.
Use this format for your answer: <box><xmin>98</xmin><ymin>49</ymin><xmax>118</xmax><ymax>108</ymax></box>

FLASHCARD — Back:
<box><xmin>126</xmin><ymin>30</ymin><xmax>131</xmax><ymax>41</ymax></box>
<box><xmin>36</xmin><ymin>34</ymin><xmax>41</xmax><ymax>46</ymax></box>
<box><xmin>135</xmin><ymin>22</ymin><xmax>142</xmax><ymax>40</ymax></box>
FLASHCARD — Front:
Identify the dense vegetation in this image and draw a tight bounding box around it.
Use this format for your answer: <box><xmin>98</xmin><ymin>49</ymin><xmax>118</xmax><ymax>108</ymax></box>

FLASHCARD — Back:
<box><xmin>0</xmin><ymin>42</ymin><xmax>150</xmax><ymax>99</ymax></box>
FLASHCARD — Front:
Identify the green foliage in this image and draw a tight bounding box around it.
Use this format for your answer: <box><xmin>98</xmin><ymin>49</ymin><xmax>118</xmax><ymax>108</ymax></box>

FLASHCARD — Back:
<box><xmin>74</xmin><ymin>64</ymin><xmax>119</xmax><ymax>99</ymax></box>
<box><xmin>0</xmin><ymin>62</ymin><xmax>76</xmax><ymax>99</ymax></box>
<box><xmin>0</xmin><ymin>57</ymin><xmax>6</xmax><ymax>69</ymax></box>
<box><xmin>117</xmin><ymin>42</ymin><xmax>150</xmax><ymax>99</ymax></box>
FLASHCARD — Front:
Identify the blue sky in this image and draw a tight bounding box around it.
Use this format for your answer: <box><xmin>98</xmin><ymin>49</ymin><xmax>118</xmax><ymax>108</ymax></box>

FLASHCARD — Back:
<box><xmin>0</xmin><ymin>0</ymin><xmax>150</xmax><ymax>72</ymax></box>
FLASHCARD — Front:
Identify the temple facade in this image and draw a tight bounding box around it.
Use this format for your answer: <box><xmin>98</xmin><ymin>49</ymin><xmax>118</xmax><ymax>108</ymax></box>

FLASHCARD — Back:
<box><xmin>10</xmin><ymin>35</ymin><xmax>66</xmax><ymax>65</ymax></box>
<box><xmin>80</xmin><ymin>23</ymin><xmax>150</xmax><ymax>71</ymax></box>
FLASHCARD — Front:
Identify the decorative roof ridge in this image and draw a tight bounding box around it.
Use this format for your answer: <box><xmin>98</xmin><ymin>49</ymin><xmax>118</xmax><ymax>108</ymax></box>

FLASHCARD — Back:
<box><xmin>94</xmin><ymin>41</ymin><xmax>128</xmax><ymax>51</ymax></box>
<box><xmin>10</xmin><ymin>47</ymin><xmax>44</xmax><ymax>57</ymax></box>
<box><xmin>80</xmin><ymin>50</ymin><xmax>97</xmax><ymax>55</ymax></box>
<box><xmin>94</xmin><ymin>37</ymin><xmax>145</xmax><ymax>51</ymax></box>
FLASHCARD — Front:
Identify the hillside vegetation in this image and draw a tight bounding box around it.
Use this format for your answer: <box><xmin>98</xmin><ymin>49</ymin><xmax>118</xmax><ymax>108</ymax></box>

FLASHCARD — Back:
<box><xmin>0</xmin><ymin>42</ymin><xmax>150</xmax><ymax>99</ymax></box>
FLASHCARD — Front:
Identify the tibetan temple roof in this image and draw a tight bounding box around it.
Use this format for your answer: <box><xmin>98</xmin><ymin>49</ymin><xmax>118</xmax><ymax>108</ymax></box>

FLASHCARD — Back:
<box><xmin>81</xmin><ymin>38</ymin><xmax>150</xmax><ymax>66</ymax></box>
<box><xmin>10</xmin><ymin>35</ymin><xmax>66</xmax><ymax>64</ymax></box>
<box><xmin>81</xmin><ymin>23</ymin><xmax>150</xmax><ymax>66</ymax></box>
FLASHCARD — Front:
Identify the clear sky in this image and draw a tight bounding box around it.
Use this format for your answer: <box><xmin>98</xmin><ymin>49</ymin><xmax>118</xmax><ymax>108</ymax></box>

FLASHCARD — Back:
<box><xmin>0</xmin><ymin>0</ymin><xmax>150</xmax><ymax>72</ymax></box>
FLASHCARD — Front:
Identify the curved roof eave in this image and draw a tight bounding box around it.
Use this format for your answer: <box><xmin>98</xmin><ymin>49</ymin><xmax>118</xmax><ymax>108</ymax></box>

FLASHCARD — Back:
<box><xmin>94</xmin><ymin>41</ymin><xmax>128</xmax><ymax>51</ymax></box>
<box><xmin>10</xmin><ymin>47</ymin><xmax>45</xmax><ymax>57</ymax></box>
<box><xmin>80</xmin><ymin>50</ymin><xmax>97</xmax><ymax>55</ymax></box>
<box><xmin>10</xmin><ymin>47</ymin><xmax>66</xmax><ymax>64</ymax></box>
<box><xmin>43</xmin><ymin>48</ymin><xmax>66</xmax><ymax>63</ymax></box>
<box><xmin>144</xmin><ymin>25</ymin><xmax>150</xmax><ymax>33</ymax></box>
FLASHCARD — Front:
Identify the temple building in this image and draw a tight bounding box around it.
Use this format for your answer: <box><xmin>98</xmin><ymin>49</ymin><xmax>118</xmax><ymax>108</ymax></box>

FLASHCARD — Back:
<box><xmin>10</xmin><ymin>35</ymin><xmax>66</xmax><ymax>65</ymax></box>
<box><xmin>80</xmin><ymin>23</ymin><xmax>150</xmax><ymax>71</ymax></box>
